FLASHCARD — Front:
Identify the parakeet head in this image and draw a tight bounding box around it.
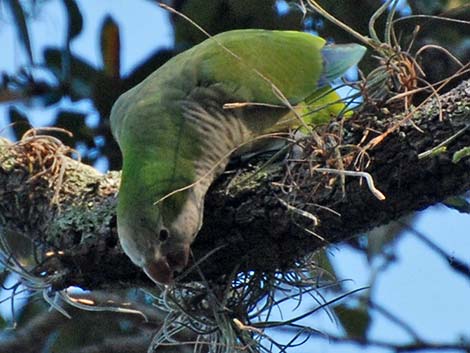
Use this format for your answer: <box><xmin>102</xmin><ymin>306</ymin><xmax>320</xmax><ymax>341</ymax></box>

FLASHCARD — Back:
<box><xmin>115</xmin><ymin>154</ymin><xmax>202</xmax><ymax>285</ymax></box>
<box><xmin>117</xmin><ymin>200</ymin><xmax>194</xmax><ymax>285</ymax></box>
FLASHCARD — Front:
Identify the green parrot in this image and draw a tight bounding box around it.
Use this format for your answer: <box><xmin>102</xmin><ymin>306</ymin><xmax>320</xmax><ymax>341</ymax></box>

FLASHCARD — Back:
<box><xmin>110</xmin><ymin>29</ymin><xmax>365</xmax><ymax>284</ymax></box>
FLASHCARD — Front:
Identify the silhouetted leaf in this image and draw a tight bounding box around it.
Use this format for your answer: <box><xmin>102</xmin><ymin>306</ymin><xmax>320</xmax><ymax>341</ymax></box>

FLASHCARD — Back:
<box><xmin>8</xmin><ymin>107</ymin><xmax>31</xmax><ymax>140</ymax></box>
<box><xmin>43</xmin><ymin>48</ymin><xmax>63</xmax><ymax>78</ymax></box>
<box><xmin>334</xmin><ymin>304</ymin><xmax>370</xmax><ymax>339</ymax></box>
<box><xmin>41</xmin><ymin>88</ymin><xmax>63</xmax><ymax>106</ymax></box>
<box><xmin>63</xmin><ymin>0</ymin><xmax>83</xmax><ymax>42</ymax></box>
<box><xmin>44</xmin><ymin>48</ymin><xmax>98</xmax><ymax>100</ymax></box>
<box><xmin>91</xmin><ymin>75</ymin><xmax>122</xmax><ymax>118</ymax></box>
<box><xmin>100</xmin><ymin>15</ymin><xmax>121</xmax><ymax>78</ymax></box>
<box><xmin>54</xmin><ymin>110</ymin><xmax>94</xmax><ymax>148</ymax></box>
<box><xmin>5</xmin><ymin>0</ymin><xmax>33</xmax><ymax>63</ymax></box>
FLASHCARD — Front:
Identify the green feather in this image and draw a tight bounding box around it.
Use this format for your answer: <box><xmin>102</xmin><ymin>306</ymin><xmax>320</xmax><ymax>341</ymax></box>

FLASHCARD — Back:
<box><xmin>193</xmin><ymin>30</ymin><xmax>326</xmax><ymax>105</ymax></box>
<box><xmin>112</xmin><ymin>29</ymin><xmax>366</xmax><ymax>214</ymax></box>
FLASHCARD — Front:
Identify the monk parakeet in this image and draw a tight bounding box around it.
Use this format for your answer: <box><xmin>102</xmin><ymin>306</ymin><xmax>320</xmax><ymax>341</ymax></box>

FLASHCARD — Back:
<box><xmin>110</xmin><ymin>29</ymin><xmax>365</xmax><ymax>284</ymax></box>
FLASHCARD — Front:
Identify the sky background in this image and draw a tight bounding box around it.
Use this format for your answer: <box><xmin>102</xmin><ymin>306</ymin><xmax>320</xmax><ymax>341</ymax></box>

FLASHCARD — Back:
<box><xmin>1</xmin><ymin>1</ymin><xmax>469</xmax><ymax>352</ymax></box>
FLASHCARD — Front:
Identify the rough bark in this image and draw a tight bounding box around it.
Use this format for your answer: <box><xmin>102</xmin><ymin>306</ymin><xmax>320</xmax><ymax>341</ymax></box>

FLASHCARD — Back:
<box><xmin>1</xmin><ymin>80</ymin><xmax>469</xmax><ymax>290</ymax></box>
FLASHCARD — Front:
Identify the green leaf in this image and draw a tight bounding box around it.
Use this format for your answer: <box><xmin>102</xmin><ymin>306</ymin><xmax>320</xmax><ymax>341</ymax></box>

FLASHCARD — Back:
<box><xmin>5</xmin><ymin>0</ymin><xmax>33</xmax><ymax>63</ymax></box>
<box><xmin>0</xmin><ymin>315</ymin><xmax>7</xmax><ymax>330</ymax></box>
<box><xmin>443</xmin><ymin>196</ymin><xmax>470</xmax><ymax>214</ymax></box>
<box><xmin>334</xmin><ymin>304</ymin><xmax>371</xmax><ymax>339</ymax></box>
<box><xmin>311</xmin><ymin>249</ymin><xmax>338</xmax><ymax>285</ymax></box>
<box><xmin>63</xmin><ymin>0</ymin><xmax>83</xmax><ymax>42</ymax></box>
<box><xmin>452</xmin><ymin>146</ymin><xmax>470</xmax><ymax>164</ymax></box>
<box><xmin>100</xmin><ymin>16</ymin><xmax>121</xmax><ymax>78</ymax></box>
<box><xmin>8</xmin><ymin>107</ymin><xmax>32</xmax><ymax>140</ymax></box>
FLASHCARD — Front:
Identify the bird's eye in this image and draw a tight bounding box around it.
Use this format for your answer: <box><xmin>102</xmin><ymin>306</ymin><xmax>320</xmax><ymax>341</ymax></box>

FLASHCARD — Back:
<box><xmin>159</xmin><ymin>228</ymin><xmax>169</xmax><ymax>242</ymax></box>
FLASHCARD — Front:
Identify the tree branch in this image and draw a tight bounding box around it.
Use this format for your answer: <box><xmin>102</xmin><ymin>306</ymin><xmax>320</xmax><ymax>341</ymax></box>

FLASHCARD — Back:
<box><xmin>280</xmin><ymin>326</ymin><xmax>470</xmax><ymax>353</ymax></box>
<box><xmin>1</xmin><ymin>80</ymin><xmax>469</xmax><ymax>290</ymax></box>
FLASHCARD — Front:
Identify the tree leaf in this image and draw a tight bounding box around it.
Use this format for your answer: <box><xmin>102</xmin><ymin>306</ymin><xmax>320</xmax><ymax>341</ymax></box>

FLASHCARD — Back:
<box><xmin>0</xmin><ymin>314</ymin><xmax>6</xmax><ymax>330</ymax></box>
<box><xmin>43</xmin><ymin>48</ymin><xmax>63</xmax><ymax>78</ymax></box>
<box><xmin>44</xmin><ymin>48</ymin><xmax>98</xmax><ymax>99</ymax></box>
<box><xmin>8</xmin><ymin>107</ymin><xmax>32</xmax><ymax>140</ymax></box>
<box><xmin>5</xmin><ymin>0</ymin><xmax>33</xmax><ymax>63</ymax></box>
<box><xmin>54</xmin><ymin>110</ymin><xmax>94</xmax><ymax>148</ymax></box>
<box><xmin>334</xmin><ymin>304</ymin><xmax>371</xmax><ymax>339</ymax></box>
<box><xmin>310</xmin><ymin>249</ymin><xmax>338</xmax><ymax>287</ymax></box>
<box><xmin>63</xmin><ymin>0</ymin><xmax>83</xmax><ymax>42</ymax></box>
<box><xmin>100</xmin><ymin>16</ymin><xmax>121</xmax><ymax>78</ymax></box>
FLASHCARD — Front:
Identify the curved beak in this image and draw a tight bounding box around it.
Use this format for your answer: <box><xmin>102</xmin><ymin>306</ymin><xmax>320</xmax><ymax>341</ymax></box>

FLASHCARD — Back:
<box><xmin>143</xmin><ymin>257</ymin><xmax>174</xmax><ymax>284</ymax></box>
<box><xmin>143</xmin><ymin>245</ymin><xmax>190</xmax><ymax>285</ymax></box>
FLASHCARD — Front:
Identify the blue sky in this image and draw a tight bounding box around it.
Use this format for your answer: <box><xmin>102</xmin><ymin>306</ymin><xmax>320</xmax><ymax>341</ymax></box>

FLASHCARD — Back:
<box><xmin>1</xmin><ymin>1</ymin><xmax>469</xmax><ymax>352</ymax></box>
